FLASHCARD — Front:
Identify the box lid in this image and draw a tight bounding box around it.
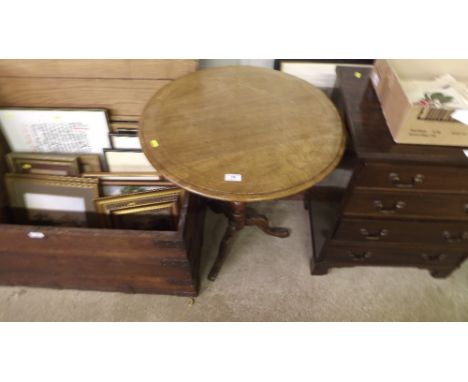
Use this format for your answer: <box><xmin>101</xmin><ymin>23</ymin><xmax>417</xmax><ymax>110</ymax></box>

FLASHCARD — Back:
<box><xmin>387</xmin><ymin>59</ymin><xmax>468</xmax><ymax>81</ymax></box>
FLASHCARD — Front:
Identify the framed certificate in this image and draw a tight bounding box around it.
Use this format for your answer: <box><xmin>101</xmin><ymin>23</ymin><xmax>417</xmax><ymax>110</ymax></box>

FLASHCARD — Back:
<box><xmin>0</xmin><ymin>108</ymin><xmax>111</xmax><ymax>154</ymax></box>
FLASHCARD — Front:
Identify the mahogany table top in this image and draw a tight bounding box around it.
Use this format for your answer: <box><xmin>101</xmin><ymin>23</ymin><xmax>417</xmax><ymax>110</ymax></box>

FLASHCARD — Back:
<box><xmin>140</xmin><ymin>66</ymin><xmax>345</xmax><ymax>201</ymax></box>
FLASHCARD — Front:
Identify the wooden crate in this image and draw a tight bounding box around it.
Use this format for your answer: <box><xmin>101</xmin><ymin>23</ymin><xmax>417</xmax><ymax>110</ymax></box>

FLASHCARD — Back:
<box><xmin>0</xmin><ymin>59</ymin><xmax>204</xmax><ymax>296</ymax></box>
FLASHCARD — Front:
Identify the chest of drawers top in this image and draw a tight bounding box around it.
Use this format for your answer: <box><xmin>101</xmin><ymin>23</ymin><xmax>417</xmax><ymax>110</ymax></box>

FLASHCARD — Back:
<box><xmin>336</xmin><ymin>67</ymin><xmax>468</xmax><ymax>166</ymax></box>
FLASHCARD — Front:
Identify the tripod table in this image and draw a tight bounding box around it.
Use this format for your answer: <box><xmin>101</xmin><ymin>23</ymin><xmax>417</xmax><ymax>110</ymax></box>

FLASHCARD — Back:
<box><xmin>140</xmin><ymin>66</ymin><xmax>345</xmax><ymax>281</ymax></box>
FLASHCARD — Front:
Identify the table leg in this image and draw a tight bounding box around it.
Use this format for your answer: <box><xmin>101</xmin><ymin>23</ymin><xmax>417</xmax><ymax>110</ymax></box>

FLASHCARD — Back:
<box><xmin>207</xmin><ymin>201</ymin><xmax>290</xmax><ymax>281</ymax></box>
<box><xmin>207</xmin><ymin>202</ymin><xmax>245</xmax><ymax>281</ymax></box>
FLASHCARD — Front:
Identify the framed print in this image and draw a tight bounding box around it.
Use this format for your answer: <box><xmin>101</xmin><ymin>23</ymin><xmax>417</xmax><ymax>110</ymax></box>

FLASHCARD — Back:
<box><xmin>0</xmin><ymin>108</ymin><xmax>111</xmax><ymax>154</ymax></box>
<box><xmin>6</xmin><ymin>153</ymin><xmax>81</xmax><ymax>176</ymax></box>
<box><xmin>109</xmin><ymin>132</ymin><xmax>141</xmax><ymax>149</ymax></box>
<box><xmin>110</xmin><ymin>202</ymin><xmax>179</xmax><ymax>231</ymax></box>
<box><xmin>104</xmin><ymin>149</ymin><xmax>157</xmax><ymax>172</ymax></box>
<box><xmin>5</xmin><ymin>173</ymin><xmax>99</xmax><ymax>227</ymax></box>
<box><xmin>100</xmin><ymin>177</ymin><xmax>175</xmax><ymax>196</ymax></box>
<box><xmin>83</xmin><ymin>172</ymin><xmax>174</xmax><ymax>196</ymax></box>
<box><xmin>95</xmin><ymin>188</ymin><xmax>184</xmax><ymax>228</ymax></box>
<box><xmin>82</xmin><ymin>172</ymin><xmax>162</xmax><ymax>181</ymax></box>
<box><xmin>275</xmin><ymin>59</ymin><xmax>374</xmax><ymax>95</ymax></box>
<box><xmin>101</xmin><ymin>183</ymin><xmax>176</xmax><ymax>197</ymax></box>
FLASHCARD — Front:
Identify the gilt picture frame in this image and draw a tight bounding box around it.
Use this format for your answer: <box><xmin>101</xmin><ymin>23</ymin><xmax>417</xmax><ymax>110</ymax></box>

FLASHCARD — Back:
<box><xmin>6</xmin><ymin>153</ymin><xmax>81</xmax><ymax>176</ymax></box>
<box><xmin>94</xmin><ymin>188</ymin><xmax>184</xmax><ymax>229</ymax></box>
<box><xmin>82</xmin><ymin>172</ymin><xmax>167</xmax><ymax>195</ymax></box>
<box><xmin>100</xmin><ymin>180</ymin><xmax>176</xmax><ymax>197</ymax></box>
<box><xmin>5</xmin><ymin>173</ymin><xmax>99</xmax><ymax>227</ymax></box>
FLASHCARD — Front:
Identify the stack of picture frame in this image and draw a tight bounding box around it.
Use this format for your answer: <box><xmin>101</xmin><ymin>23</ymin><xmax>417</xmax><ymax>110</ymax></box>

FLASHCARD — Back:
<box><xmin>0</xmin><ymin>107</ymin><xmax>184</xmax><ymax>231</ymax></box>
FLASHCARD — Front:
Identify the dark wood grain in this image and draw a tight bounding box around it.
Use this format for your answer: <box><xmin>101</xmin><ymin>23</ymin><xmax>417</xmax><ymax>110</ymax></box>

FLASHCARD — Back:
<box><xmin>309</xmin><ymin>66</ymin><xmax>468</xmax><ymax>278</ymax></box>
<box><xmin>323</xmin><ymin>242</ymin><xmax>466</xmax><ymax>267</ymax></box>
<box><xmin>0</xmin><ymin>194</ymin><xmax>206</xmax><ymax>296</ymax></box>
<box><xmin>343</xmin><ymin>190</ymin><xmax>468</xmax><ymax>222</ymax></box>
<box><xmin>354</xmin><ymin>162</ymin><xmax>468</xmax><ymax>193</ymax></box>
<box><xmin>335</xmin><ymin>218</ymin><xmax>468</xmax><ymax>246</ymax></box>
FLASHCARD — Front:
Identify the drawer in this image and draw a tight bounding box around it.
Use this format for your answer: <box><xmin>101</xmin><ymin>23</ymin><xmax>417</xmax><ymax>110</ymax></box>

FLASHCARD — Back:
<box><xmin>343</xmin><ymin>190</ymin><xmax>468</xmax><ymax>221</ymax></box>
<box><xmin>323</xmin><ymin>243</ymin><xmax>466</xmax><ymax>267</ymax></box>
<box><xmin>0</xmin><ymin>194</ymin><xmax>205</xmax><ymax>296</ymax></box>
<box><xmin>334</xmin><ymin>218</ymin><xmax>468</xmax><ymax>246</ymax></box>
<box><xmin>354</xmin><ymin>162</ymin><xmax>468</xmax><ymax>193</ymax></box>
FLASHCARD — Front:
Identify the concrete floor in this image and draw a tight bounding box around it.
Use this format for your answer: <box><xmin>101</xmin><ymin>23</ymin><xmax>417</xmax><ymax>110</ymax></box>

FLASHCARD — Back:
<box><xmin>1</xmin><ymin>200</ymin><xmax>468</xmax><ymax>321</ymax></box>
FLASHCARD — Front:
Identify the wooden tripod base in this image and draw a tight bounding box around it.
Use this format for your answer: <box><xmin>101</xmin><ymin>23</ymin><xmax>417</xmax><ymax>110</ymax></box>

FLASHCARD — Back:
<box><xmin>207</xmin><ymin>201</ymin><xmax>290</xmax><ymax>281</ymax></box>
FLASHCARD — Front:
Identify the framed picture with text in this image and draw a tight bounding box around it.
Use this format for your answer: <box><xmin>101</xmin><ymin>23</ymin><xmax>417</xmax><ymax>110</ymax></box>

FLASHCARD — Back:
<box><xmin>0</xmin><ymin>108</ymin><xmax>111</xmax><ymax>154</ymax></box>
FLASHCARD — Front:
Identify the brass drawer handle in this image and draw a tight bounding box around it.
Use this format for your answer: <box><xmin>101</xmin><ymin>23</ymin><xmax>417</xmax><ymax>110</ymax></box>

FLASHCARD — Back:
<box><xmin>348</xmin><ymin>251</ymin><xmax>372</xmax><ymax>261</ymax></box>
<box><xmin>421</xmin><ymin>253</ymin><xmax>446</xmax><ymax>262</ymax></box>
<box><xmin>373</xmin><ymin>200</ymin><xmax>406</xmax><ymax>214</ymax></box>
<box><xmin>359</xmin><ymin>228</ymin><xmax>388</xmax><ymax>241</ymax></box>
<box><xmin>442</xmin><ymin>230</ymin><xmax>468</xmax><ymax>244</ymax></box>
<box><xmin>388</xmin><ymin>172</ymin><xmax>424</xmax><ymax>188</ymax></box>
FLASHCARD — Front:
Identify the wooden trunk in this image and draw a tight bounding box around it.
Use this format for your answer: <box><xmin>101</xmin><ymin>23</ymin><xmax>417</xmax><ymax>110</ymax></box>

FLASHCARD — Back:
<box><xmin>0</xmin><ymin>60</ymin><xmax>204</xmax><ymax>296</ymax></box>
<box><xmin>0</xmin><ymin>195</ymin><xmax>205</xmax><ymax>296</ymax></box>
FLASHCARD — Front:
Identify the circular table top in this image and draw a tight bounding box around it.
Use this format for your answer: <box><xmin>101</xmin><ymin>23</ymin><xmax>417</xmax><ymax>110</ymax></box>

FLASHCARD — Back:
<box><xmin>140</xmin><ymin>66</ymin><xmax>345</xmax><ymax>202</ymax></box>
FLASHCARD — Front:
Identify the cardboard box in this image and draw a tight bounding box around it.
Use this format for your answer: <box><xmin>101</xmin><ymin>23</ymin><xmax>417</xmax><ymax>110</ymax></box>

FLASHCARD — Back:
<box><xmin>371</xmin><ymin>59</ymin><xmax>468</xmax><ymax>147</ymax></box>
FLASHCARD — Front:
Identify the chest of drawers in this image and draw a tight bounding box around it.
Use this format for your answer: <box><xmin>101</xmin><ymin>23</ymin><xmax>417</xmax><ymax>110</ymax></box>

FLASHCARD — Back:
<box><xmin>307</xmin><ymin>67</ymin><xmax>468</xmax><ymax>278</ymax></box>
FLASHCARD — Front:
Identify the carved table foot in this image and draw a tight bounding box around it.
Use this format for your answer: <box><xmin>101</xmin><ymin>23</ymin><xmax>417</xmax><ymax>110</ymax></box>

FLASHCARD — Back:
<box><xmin>245</xmin><ymin>209</ymin><xmax>290</xmax><ymax>238</ymax></box>
<box><xmin>208</xmin><ymin>201</ymin><xmax>290</xmax><ymax>281</ymax></box>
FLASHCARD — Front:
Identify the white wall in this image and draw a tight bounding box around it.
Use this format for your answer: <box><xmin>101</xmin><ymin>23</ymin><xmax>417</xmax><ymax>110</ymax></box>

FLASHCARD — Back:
<box><xmin>199</xmin><ymin>59</ymin><xmax>274</xmax><ymax>69</ymax></box>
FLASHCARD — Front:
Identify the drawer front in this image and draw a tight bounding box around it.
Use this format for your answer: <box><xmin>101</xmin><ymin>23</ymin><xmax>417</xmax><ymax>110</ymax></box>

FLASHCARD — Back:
<box><xmin>323</xmin><ymin>244</ymin><xmax>466</xmax><ymax>267</ymax></box>
<box><xmin>354</xmin><ymin>162</ymin><xmax>468</xmax><ymax>193</ymax></box>
<box><xmin>344</xmin><ymin>190</ymin><xmax>468</xmax><ymax>221</ymax></box>
<box><xmin>335</xmin><ymin>218</ymin><xmax>468</xmax><ymax>246</ymax></box>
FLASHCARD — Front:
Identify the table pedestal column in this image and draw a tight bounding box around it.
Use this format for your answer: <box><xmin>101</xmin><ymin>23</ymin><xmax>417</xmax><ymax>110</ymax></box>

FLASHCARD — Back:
<box><xmin>207</xmin><ymin>201</ymin><xmax>290</xmax><ymax>281</ymax></box>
